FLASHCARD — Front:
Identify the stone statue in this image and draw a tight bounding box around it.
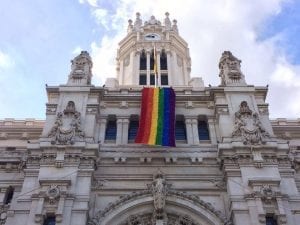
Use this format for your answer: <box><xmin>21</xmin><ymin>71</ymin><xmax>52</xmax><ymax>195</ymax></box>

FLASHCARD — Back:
<box><xmin>219</xmin><ymin>51</ymin><xmax>246</xmax><ymax>86</ymax></box>
<box><xmin>164</xmin><ymin>12</ymin><xmax>171</xmax><ymax>30</ymax></box>
<box><xmin>172</xmin><ymin>19</ymin><xmax>178</xmax><ymax>33</ymax></box>
<box><xmin>68</xmin><ymin>51</ymin><xmax>93</xmax><ymax>85</ymax></box>
<box><xmin>127</xmin><ymin>19</ymin><xmax>133</xmax><ymax>33</ymax></box>
<box><xmin>134</xmin><ymin>12</ymin><xmax>142</xmax><ymax>31</ymax></box>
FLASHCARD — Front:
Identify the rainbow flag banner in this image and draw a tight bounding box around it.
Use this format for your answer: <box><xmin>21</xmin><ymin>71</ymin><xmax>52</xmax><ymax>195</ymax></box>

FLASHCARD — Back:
<box><xmin>135</xmin><ymin>87</ymin><xmax>176</xmax><ymax>147</ymax></box>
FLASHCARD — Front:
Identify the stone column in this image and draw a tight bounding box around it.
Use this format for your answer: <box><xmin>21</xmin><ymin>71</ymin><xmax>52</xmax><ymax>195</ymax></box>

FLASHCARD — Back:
<box><xmin>207</xmin><ymin>117</ymin><xmax>217</xmax><ymax>144</ymax></box>
<box><xmin>185</xmin><ymin>118</ymin><xmax>193</xmax><ymax>145</ymax></box>
<box><xmin>191</xmin><ymin>118</ymin><xmax>199</xmax><ymax>145</ymax></box>
<box><xmin>122</xmin><ymin>118</ymin><xmax>129</xmax><ymax>145</ymax></box>
<box><xmin>157</xmin><ymin>50</ymin><xmax>161</xmax><ymax>86</ymax></box>
<box><xmin>146</xmin><ymin>51</ymin><xmax>150</xmax><ymax>85</ymax></box>
<box><xmin>134</xmin><ymin>51</ymin><xmax>140</xmax><ymax>85</ymax></box>
<box><xmin>167</xmin><ymin>51</ymin><xmax>172</xmax><ymax>85</ymax></box>
<box><xmin>116</xmin><ymin>118</ymin><xmax>123</xmax><ymax>145</ymax></box>
<box><xmin>98</xmin><ymin>117</ymin><xmax>107</xmax><ymax>144</ymax></box>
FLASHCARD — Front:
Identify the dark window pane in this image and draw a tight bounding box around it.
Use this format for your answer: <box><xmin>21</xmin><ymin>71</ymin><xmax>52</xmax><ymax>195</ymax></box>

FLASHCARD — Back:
<box><xmin>4</xmin><ymin>186</ymin><xmax>14</xmax><ymax>204</ymax></box>
<box><xmin>139</xmin><ymin>74</ymin><xmax>146</xmax><ymax>85</ymax></box>
<box><xmin>266</xmin><ymin>216</ymin><xmax>278</xmax><ymax>225</ymax></box>
<box><xmin>105</xmin><ymin>120</ymin><xmax>117</xmax><ymax>140</ymax></box>
<box><xmin>43</xmin><ymin>216</ymin><xmax>56</xmax><ymax>225</ymax></box>
<box><xmin>161</xmin><ymin>74</ymin><xmax>168</xmax><ymax>85</ymax></box>
<box><xmin>128</xmin><ymin>120</ymin><xmax>139</xmax><ymax>140</ymax></box>
<box><xmin>175</xmin><ymin>121</ymin><xmax>186</xmax><ymax>140</ymax></box>
<box><xmin>150</xmin><ymin>74</ymin><xmax>155</xmax><ymax>85</ymax></box>
<box><xmin>160</xmin><ymin>51</ymin><xmax>168</xmax><ymax>70</ymax></box>
<box><xmin>140</xmin><ymin>51</ymin><xmax>146</xmax><ymax>70</ymax></box>
<box><xmin>198</xmin><ymin>121</ymin><xmax>210</xmax><ymax>140</ymax></box>
<box><xmin>150</xmin><ymin>51</ymin><xmax>154</xmax><ymax>70</ymax></box>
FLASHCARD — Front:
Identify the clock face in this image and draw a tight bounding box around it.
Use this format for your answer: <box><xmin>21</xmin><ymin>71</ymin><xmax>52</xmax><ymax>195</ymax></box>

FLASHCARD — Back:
<box><xmin>144</xmin><ymin>33</ymin><xmax>161</xmax><ymax>41</ymax></box>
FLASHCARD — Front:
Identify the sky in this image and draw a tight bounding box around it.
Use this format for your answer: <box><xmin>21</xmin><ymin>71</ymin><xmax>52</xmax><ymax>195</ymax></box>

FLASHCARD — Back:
<box><xmin>0</xmin><ymin>0</ymin><xmax>300</xmax><ymax>119</ymax></box>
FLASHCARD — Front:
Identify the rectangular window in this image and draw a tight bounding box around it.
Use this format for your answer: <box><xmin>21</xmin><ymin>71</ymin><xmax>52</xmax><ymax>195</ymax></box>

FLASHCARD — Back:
<box><xmin>175</xmin><ymin>120</ymin><xmax>186</xmax><ymax>141</ymax></box>
<box><xmin>150</xmin><ymin>74</ymin><xmax>155</xmax><ymax>85</ymax></box>
<box><xmin>43</xmin><ymin>216</ymin><xmax>56</xmax><ymax>225</ymax></box>
<box><xmin>139</xmin><ymin>74</ymin><xmax>146</xmax><ymax>85</ymax></box>
<box><xmin>161</xmin><ymin>74</ymin><xmax>168</xmax><ymax>85</ymax></box>
<box><xmin>105</xmin><ymin>120</ymin><xmax>117</xmax><ymax>141</ymax></box>
<box><xmin>198</xmin><ymin>121</ymin><xmax>210</xmax><ymax>140</ymax></box>
<box><xmin>128</xmin><ymin>120</ymin><xmax>139</xmax><ymax>142</ymax></box>
<box><xmin>266</xmin><ymin>216</ymin><xmax>278</xmax><ymax>225</ymax></box>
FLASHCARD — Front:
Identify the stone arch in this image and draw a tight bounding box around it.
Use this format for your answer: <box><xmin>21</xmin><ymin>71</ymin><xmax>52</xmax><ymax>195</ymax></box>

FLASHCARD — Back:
<box><xmin>89</xmin><ymin>190</ymin><xmax>227</xmax><ymax>225</ymax></box>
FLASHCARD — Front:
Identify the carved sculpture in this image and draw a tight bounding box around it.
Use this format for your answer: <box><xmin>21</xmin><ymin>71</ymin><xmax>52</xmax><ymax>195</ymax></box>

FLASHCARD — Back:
<box><xmin>164</xmin><ymin>12</ymin><xmax>171</xmax><ymax>30</ymax></box>
<box><xmin>68</xmin><ymin>51</ymin><xmax>93</xmax><ymax>85</ymax></box>
<box><xmin>134</xmin><ymin>12</ymin><xmax>142</xmax><ymax>31</ymax></box>
<box><xmin>219</xmin><ymin>51</ymin><xmax>246</xmax><ymax>85</ymax></box>
<box><xmin>48</xmin><ymin>101</ymin><xmax>85</xmax><ymax>145</ymax></box>
<box><xmin>46</xmin><ymin>185</ymin><xmax>60</xmax><ymax>204</ymax></box>
<box><xmin>232</xmin><ymin>101</ymin><xmax>269</xmax><ymax>145</ymax></box>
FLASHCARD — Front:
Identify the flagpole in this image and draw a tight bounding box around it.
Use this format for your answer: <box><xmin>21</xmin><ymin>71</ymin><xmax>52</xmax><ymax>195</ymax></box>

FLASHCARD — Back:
<box><xmin>154</xmin><ymin>43</ymin><xmax>157</xmax><ymax>88</ymax></box>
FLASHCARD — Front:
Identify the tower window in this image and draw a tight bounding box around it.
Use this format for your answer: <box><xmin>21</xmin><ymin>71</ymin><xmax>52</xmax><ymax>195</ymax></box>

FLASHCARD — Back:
<box><xmin>175</xmin><ymin>116</ymin><xmax>187</xmax><ymax>141</ymax></box>
<box><xmin>4</xmin><ymin>186</ymin><xmax>14</xmax><ymax>204</ymax></box>
<box><xmin>161</xmin><ymin>74</ymin><xmax>168</xmax><ymax>85</ymax></box>
<box><xmin>43</xmin><ymin>216</ymin><xmax>56</xmax><ymax>225</ymax></box>
<box><xmin>128</xmin><ymin>118</ymin><xmax>139</xmax><ymax>142</ymax></box>
<box><xmin>160</xmin><ymin>50</ymin><xmax>168</xmax><ymax>70</ymax></box>
<box><xmin>139</xmin><ymin>50</ymin><xmax>146</xmax><ymax>70</ymax></box>
<box><xmin>198</xmin><ymin>120</ymin><xmax>210</xmax><ymax>140</ymax></box>
<box><xmin>105</xmin><ymin>117</ymin><xmax>117</xmax><ymax>141</ymax></box>
<box><xmin>150</xmin><ymin>74</ymin><xmax>155</xmax><ymax>85</ymax></box>
<box><xmin>266</xmin><ymin>216</ymin><xmax>278</xmax><ymax>225</ymax></box>
<box><xmin>150</xmin><ymin>50</ymin><xmax>155</xmax><ymax>70</ymax></box>
<box><xmin>139</xmin><ymin>74</ymin><xmax>146</xmax><ymax>85</ymax></box>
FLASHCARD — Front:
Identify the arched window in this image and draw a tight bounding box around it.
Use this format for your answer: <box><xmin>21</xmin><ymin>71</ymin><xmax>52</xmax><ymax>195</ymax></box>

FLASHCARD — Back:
<box><xmin>4</xmin><ymin>186</ymin><xmax>14</xmax><ymax>204</ymax></box>
<box><xmin>198</xmin><ymin>120</ymin><xmax>210</xmax><ymax>140</ymax></box>
<box><xmin>128</xmin><ymin>116</ymin><xmax>139</xmax><ymax>142</ymax></box>
<box><xmin>43</xmin><ymin>216</ymin><xmax>56</xmax><ymax>225</ymax></box>
<box><xmin>105</xmin><ymin>116</ymin><xmax>117</xmax><ymax>141</ymax></box>
<box><xmin>175</xmin><ymin>115</ymin><xmax>187</xmax><ymax>142</ymax></box>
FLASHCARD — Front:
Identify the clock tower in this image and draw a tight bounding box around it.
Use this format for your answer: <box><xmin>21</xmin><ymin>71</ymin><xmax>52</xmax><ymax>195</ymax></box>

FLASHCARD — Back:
<box><xmin>114</xmin><ymin>12</ymin><xmax>192</xmax><ymax>87</ymax></box>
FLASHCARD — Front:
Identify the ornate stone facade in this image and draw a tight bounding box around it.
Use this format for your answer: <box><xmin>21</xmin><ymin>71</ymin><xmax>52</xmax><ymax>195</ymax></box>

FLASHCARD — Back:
<box><xmin>0</xmin><ymin>12</ymin><xmax>300</xmax><ymax>225</ymax></box>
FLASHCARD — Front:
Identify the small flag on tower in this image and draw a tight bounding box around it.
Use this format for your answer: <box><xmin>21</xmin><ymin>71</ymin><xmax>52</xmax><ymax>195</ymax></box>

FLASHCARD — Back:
<box><xmin>135</xmin><ymin>87</ymin><xmax>176</xmax><ymax>147</ymax></box>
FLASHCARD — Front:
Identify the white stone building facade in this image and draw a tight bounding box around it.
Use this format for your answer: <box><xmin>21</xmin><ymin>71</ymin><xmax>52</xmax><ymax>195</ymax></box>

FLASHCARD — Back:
<box><xmin>0</xmin><ymin>13</ymin><xmax>300</xmax><ymax>225</ymax></box>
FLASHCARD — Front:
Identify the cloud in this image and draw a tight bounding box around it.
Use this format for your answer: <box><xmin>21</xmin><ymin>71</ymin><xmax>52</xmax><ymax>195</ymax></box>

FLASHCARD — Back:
<box><xmin>0</xmin><ymin>51</ymin><xmax>14</xmax><ymax>70</ymax></box>
<box><xmin>83</xmin><ymin>0</ymin><xmax>299</xmax><ymax>118</ymax></box>
<box><xmin>78</xmin><ymin>0</ymin><xmax>98</xmax><ymax>7</ymax></box>
<box><xmin>72</xmin><ymin>46</ymin><xmax>83</xmax><ymax>55</ymax></box>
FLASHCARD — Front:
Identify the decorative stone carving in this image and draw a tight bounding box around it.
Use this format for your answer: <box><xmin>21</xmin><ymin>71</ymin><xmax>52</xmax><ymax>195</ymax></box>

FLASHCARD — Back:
<box><xmin>232</xmin><ymin>101</ymin><xmax>269</xmax><ymax>145</ymax></box>
<box><xmin>164</xmin><ymin>12</ymin><xmax>171</xmax><ymax>30</ymax></box>
<box><xmin>219</xmin><ymin>51</ymin><xmax>246</xmax><ymax>86</ymax></box>
<box><xmin>148</xmin><ymin>170</ymin><xmax>169</xmax><ymax>221</ymax></box>
<box><xmin>145</xmin><ymin>15</ymin><xmax>161</xmax><ymax>26</ymax></box>
<box><xmin>134</xmin><ymin>12</ymin><xmax>142</xmax><ymax>31</ymax></box>
<box><xmin>172</xmin><ymin>19</ymin><xmax>178</xmax><ymax>33</ymax></box>
<box><xmin>127</xmin><ymin>19</ymin><xmax>133</xmax><ymax>33</ymax></box>
<box><xmin>48</xmin><ymin>101</ymin><xmax>85</xmax><ymax>145</ymax></box>
<box><xmin>46</xmin><ymin>185</ymin><xmax>60</xmax><ymax>204</ymax></box>
<box><xmin>0</xmin><ymin>205</ymin><xmax>9</xmax><ymax>225</ymax></box>
<box><xmin>68</xmin><ymin>51</ymin><xmax>93</xmax><ymax>85</ymax></box>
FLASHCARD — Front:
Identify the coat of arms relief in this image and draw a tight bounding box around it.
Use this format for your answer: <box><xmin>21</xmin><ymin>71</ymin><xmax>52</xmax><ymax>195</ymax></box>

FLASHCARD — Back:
<box><xmin>232</xmin><ymin>101</ymin><xmax>269</xmax><ymax>145</ymax></box>
<box><xmin>48</xmin><ymin>101</ymin><xmax>85</xmax><ymax>145</ymax></box>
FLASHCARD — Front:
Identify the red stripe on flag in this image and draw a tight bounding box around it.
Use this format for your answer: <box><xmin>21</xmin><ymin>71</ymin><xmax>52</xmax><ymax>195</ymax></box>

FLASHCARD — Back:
<box><xmin>135</xmin><ymin>88</ymin><xmax>149</xmax><ymax>143</ymax></box>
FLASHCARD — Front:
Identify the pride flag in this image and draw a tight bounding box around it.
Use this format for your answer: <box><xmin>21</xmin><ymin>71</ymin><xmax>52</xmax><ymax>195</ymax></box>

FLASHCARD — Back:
<box><xmin>135</xmin><ymin>87</ymin><xmax>176</xmax><ymax>147</ymax></box>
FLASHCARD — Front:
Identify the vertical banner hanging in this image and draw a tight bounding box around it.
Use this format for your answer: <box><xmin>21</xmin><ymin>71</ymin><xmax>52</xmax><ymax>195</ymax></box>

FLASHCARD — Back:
<box><xmin>135</xmin><ymin>87</ymin><xmax>176</xmax><ymax>147</ymax></box>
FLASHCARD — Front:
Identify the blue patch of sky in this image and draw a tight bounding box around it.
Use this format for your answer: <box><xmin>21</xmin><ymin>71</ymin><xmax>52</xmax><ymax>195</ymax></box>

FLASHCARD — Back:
<box><xmin>0</xmin><ymin>0</ymin><xmax>104</xmax><ymax>118</ymax></box>
<box><xmin>258</xmin><ymin>1</ymin><xmax>300</xmax><ymax>64</ymax></box>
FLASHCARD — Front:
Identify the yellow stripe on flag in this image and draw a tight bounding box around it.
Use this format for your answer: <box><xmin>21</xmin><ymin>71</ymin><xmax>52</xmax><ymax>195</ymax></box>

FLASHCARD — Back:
<box><xmin>148</xmin><ymin>88</ymin><xmax>159</xmax><ymax>144</ymax></box>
